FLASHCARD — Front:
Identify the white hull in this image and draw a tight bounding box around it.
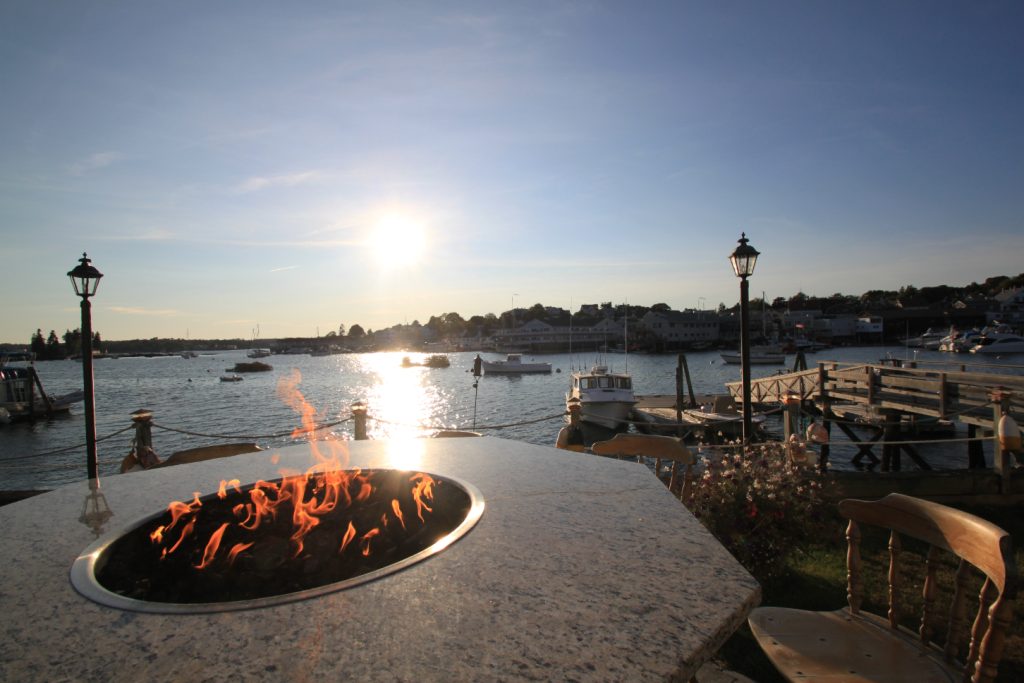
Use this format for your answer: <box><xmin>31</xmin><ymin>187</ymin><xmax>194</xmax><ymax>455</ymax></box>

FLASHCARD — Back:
<box><xmin>482</xmin><ymin>354</ymin><xmax>551</xmax><ymax>374</ymax></box>
<box><xmin>579</xmin><ymin>400</ymin><xmax>635</xmax><ymax>429</ymax></box>
<box><xmin>567</xmin><ymin>364</ymin><xmax>636</xmax><ymax>429</ymax></box>
<box><xmin>719</xmin><ymin>352</ymin><xmax>786</xmax><ymax>365</ymax></box>
<box><xmin>970</xmin><ymin>336</ymin><xmax>1024</xmax><ymax>354</ymax></box>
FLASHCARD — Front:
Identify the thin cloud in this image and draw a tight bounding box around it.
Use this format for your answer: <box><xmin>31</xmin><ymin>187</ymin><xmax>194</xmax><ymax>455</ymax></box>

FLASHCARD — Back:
<box><xmin>233</xmin><ymin>171</ymin><xmax>320</xmax><ymax>193</ymax></box>
<box><xmin>68</xmin><ymin>151</ymin><xmax>127</xmax><ymax>176</ymax></box>
<box><xmin>102</xmin><ymin>228</ymin><xmax>176</xmax><ymax>241</ymax></box>
<box><xmin>270</xmin><ymin>265</ymin><xmax>297</xmax><ymax>273</ymax></box>
<box><xmin>107</xmin><ymin>306</ymin><xmax>180</xmax><ymax>317</ymax></box>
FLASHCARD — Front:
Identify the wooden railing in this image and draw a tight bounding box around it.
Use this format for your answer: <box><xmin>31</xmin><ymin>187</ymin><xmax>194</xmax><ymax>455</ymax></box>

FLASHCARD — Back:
<box><xmin>726</xmin><ymin>362</ymin><xmax>1024</xmax><ymax>430</ymax></box>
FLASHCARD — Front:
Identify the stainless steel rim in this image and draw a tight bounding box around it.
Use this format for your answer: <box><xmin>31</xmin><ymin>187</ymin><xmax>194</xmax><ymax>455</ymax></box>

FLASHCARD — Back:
<box><xmin>70</xmin><ymin>469</ymin><xmax>485</xmax><ymax>614</ymax></box>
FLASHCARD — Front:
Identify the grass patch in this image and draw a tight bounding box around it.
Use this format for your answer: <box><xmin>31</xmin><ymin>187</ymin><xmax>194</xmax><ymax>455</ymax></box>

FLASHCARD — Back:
<box><xmin>714</xmin><ymin>502</ymin><xmax>1023</xmax><ymax>683</ymax></box>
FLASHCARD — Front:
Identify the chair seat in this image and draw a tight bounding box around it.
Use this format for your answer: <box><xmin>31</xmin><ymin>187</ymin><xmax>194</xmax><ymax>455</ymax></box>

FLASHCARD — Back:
<box><xmin>748</xmin><ymin>606</ymin><xmax>961</xmax><ymax>682</ymax></box>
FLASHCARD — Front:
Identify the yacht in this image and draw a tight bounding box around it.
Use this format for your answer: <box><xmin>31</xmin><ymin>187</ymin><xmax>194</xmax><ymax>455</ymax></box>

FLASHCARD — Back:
<box><xmin>566</xmin><ymin>365</ymin><xmax>636</xmax><ymax>429</ymax></box>
<box><xmin>481</xmin><ymin>353</ymin><xmax>551</xmax><ymax>374</ymax></box>
<box><xmin>720</xmin><ymin>346</ymin><xmax>787</xmax><ymax>365</ymax></box>
<box><xmin>899</xmin><ymin>328</ymin><xmax>947</xmax><ymax>349</ymax></box>
<box><xmin>970</xmin><ymin>335</ymin><xmax>1024</xmax><ymax>354</ymax></box>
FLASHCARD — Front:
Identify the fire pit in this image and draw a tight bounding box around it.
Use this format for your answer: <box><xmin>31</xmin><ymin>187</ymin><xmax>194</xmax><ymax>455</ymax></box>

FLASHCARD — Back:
<box><xmin>71</xmin><ymin>468</ymin><xmax>483</xmax><ymax>614</ymax></box>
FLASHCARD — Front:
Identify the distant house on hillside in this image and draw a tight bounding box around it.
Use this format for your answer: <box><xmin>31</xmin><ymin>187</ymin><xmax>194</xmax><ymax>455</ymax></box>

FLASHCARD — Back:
<box><xmin>991</xmin><ymin>287</ymin><xmax>1024</xmax><ymax>326</ymax></box>
<box><xmin>639</xmin><ymin>310</ymin><xmax>719</xmax><ymax>350</ymax></box>
<box><xmin>491</xmin><ymin>318</ymin><xmax>623</xmax><ymax>352</ymax></box>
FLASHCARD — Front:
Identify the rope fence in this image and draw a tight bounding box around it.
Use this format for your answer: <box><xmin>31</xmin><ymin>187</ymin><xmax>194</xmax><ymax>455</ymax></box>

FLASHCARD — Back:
<box><xmin>151</xmin><ymin>416</ymin><xmax>354</xmax><ymax>441</ymax></box>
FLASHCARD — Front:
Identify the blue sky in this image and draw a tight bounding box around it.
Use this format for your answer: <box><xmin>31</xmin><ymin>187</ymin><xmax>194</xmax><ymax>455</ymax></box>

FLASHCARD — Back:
<box><xmin>2</xmin><ymin>1</ymin><xmax>1022</xmax><ymax>341</ymax></box>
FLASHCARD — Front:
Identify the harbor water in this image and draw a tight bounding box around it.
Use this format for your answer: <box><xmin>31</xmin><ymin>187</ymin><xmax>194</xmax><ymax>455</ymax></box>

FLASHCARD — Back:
<box><xmin>2</xmin><ymin>347</ymin><xmax>1022</xmax><ymax>490</ymax></box>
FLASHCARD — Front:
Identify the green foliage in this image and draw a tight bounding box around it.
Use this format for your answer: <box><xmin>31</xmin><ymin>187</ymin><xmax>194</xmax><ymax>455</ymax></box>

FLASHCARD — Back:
<box><xmin>687</xmin><ymin>442</ymin><xmax>830</xmax><ymax>581</ymax></box>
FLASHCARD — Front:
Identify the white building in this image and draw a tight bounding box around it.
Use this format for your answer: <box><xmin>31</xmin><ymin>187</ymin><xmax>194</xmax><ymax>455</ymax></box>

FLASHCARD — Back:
<box><xmin>639</xmin><ymin>311</ymin><xmax>720</xmax><ymax>346</ymax></box>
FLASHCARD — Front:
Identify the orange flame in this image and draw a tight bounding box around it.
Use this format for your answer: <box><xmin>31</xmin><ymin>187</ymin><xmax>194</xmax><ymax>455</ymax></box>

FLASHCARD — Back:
<box><xmin>226</xmin><ymin>542</ymin><xmax>254</xmax><ymax>567</ymax></box>
<box><xmin>338</xmin><ymin>521</ymin><xmax>357</xmax><ymax>553</ymax></box>
<box><xmin>162</xmin><ymin>517</ymin><xmax>196</xmax><ymax>559</ymax></box>
<box><xmin>195</xmin><ymin>523</ymin><xmax>229</xmax><ymax>569</ymax></box>
<box><xmin>218</xmin><ymin>479</ymin><xmax>241</xmax><ymax>499</ymax></box>
<box><xmin>147</xmin><ymin>373</ymin><xmax>437</xmax><ymax>572</ymax></box>
<box><xmin>410</xmin><ymin>473</ymin><xmax>435</xmax><ymax>522</ymax></box>
<box><xmin>360</xmin><ymin>528</ymin><xmax>380</xmax><ymax>556</ymax></box>
<box><xmin>391</xmin><ymin>499</ymin><xmax>406</xmax><ymax>529</ymax></box>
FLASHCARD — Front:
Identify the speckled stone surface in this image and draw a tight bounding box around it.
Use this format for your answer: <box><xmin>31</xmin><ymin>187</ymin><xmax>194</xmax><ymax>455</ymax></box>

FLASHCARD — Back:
<box><xmin>0</xmin><ymin>437</ymin><xmax>760</xmax><ymax>682</ymax></box>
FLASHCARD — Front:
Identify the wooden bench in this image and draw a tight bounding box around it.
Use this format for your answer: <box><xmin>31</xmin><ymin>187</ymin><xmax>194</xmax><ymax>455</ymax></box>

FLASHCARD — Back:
<box><xmin>748</xmin><ymin>493</ymin><xmax>1017</xmax><ymax>683</ymax></box>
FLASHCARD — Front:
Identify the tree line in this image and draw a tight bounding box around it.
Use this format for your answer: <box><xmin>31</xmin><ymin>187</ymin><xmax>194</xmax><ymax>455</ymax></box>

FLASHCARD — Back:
<box><xmin>15</xmin><ymin>272</ymin><xmax>1022</xmax><ymax>354</ymax></box>
<box><xmin>30</xmin><ymin>328</ymin><xmax>103</xmax><ymax>360</ymax></box>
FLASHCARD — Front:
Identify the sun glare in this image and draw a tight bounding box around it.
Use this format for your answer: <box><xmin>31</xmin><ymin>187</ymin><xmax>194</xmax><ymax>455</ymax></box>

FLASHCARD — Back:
<box><xmin>369</xmin><ymin>214</ymin><xmax>427</xmax><ymax>269</ymax></box>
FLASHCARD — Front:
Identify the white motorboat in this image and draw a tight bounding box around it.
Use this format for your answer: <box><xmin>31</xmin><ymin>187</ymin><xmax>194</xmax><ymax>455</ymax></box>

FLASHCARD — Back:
<box><xmin>720</xmin><ymin>346</ymin><xmax>786</xmax><ymax>365</ymax></box>
<box><xmin>969</xmin><ymin>335</ymin><xmax>1024</xmax><ymax>354</ymax></box>
<box><xmin>681</xmin><ymin>395</ymin><xmax>767</xmax><ymax>437</ymax></box>
<box><xmin>481</xmin><ymin>353</ymin><xmax>551</xmax><ymax>374</ymax></box>
<box><xmin>938</xmin><ymin>329</ymin><xmax>982</xmax><ymax>353</ymax></box>
<box><xmin>566</xmin><ymin>365</ymin><xmax>637</xmax><ymax>429</ymax></box>
<box><xmin>899</xmin><ymin>328</ymin><xmax>947</xmax><ymax>349</ymax></box>
<box><xmin>247</xmin><ymin>348</ymin><xmax>272</xmax><ymax>358</ymax></box>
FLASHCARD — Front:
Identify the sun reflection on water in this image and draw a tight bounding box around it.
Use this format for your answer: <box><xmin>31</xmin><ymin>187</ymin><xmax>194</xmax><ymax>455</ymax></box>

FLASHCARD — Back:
<box><xmin>357</xmin><ymin>352</ymin><xmax>445</xmax><ymax>443</ymax></box>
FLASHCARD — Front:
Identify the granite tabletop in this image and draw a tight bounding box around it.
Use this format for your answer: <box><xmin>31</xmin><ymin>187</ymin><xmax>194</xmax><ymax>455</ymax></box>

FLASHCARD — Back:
<box><xmin>0</xmin><ymin>436</ymin><xmax>760</xmax><ymax>682</ymax></box>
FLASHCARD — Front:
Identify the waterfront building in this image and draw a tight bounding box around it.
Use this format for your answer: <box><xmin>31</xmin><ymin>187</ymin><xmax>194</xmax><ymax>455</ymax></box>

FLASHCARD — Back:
<box><xmin>638</xmin><ymin>310</ymin><xmax>720</xmax><ymax>350</ymax></box>
<box><xmin>491</xmin><ymin>318</ymin><xmax>622</xmax><ymax>352</ymax></box>
<box><xmin>990</xmin><ymin>287</ymin><xmax>1024</xmax><ymax>327</ymax></box>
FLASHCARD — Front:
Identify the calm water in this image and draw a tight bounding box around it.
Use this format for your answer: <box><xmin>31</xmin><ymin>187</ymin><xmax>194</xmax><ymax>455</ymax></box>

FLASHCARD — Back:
<box><xmin>3</xmin><ymin>346</ymin><xmax>1022</xmax><ymax>489</ymax></box>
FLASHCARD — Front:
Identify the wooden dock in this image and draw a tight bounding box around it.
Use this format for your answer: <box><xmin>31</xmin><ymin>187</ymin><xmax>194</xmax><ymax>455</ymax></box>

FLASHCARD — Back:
<box><xmin>725</xmin><ymin>361</ymin><xmax>1023</xmax><ymax>429</ymax></box>
<box><xmin>631</xmin><ymin>394</ymin><xmax>730</xmax><ymax>437</ymax></box>
<box><xmin>724</xmin><ymin>359</ymin><xmax>1024</xmax><ymax>480</ymax></box>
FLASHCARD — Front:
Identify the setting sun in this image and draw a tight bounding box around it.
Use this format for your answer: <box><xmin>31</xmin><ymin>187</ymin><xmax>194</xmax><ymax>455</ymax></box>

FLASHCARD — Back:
<box><xmin>368</xmin><ymin>214</ymin><xmax>427</xmax><ymax>269</ymax></box>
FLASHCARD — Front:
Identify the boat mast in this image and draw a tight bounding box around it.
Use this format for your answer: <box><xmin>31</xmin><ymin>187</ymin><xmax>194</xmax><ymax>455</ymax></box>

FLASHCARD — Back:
<box><xmin>623</xmin><ymin>301</ymin><xmax>628</xmax><ymax>373</ymax></box>
<box><xmin>568</xmin><ymin>298</ymin><xmax>574</xmax><ymax>372</ymax></box>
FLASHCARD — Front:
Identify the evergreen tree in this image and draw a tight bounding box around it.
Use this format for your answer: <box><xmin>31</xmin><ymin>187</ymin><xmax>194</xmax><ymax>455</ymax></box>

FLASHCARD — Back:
<box><xmin>30</xmin><ymin>329</ymin><xmax>46</xmax><ymax>357</ymax></box>
<box><xmin>63</xmin><ymin>328</ymin><xmax>82</xmax><ymax>357</ymax></box>
<box><xmin>45</xmin><ymin>330</ymin><xmax>62</xmax><ymax>359</ymax></box>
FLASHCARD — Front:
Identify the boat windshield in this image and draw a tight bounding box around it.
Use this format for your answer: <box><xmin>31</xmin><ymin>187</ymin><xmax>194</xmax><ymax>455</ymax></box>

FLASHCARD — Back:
<box><xmin>614</xmin><ymin>377</ymin><xmax>632</xmax><ymax>389</ymax></box>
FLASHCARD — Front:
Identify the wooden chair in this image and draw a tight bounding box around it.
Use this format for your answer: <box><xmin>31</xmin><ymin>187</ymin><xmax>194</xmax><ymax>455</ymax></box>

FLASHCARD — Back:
<box><xmin>748</xmin><ymin>493</ymin><xmax>1017</xmax><ymax>683</ymax></box>
<box><xmin>589</xmin><ymin>433</ymin><xmax>694</xmax><ymax>502</ymax></box>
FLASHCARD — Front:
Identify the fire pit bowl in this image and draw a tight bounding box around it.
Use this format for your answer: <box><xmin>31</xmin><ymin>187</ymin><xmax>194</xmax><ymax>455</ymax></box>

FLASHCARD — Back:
<box><xmin>71</xmin><ymin>468</ymin><xmax>484</xmax><ymax>614</ymax></box>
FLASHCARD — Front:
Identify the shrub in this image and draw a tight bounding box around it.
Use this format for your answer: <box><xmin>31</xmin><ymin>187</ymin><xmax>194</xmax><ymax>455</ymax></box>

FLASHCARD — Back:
<box><xmin>686</xmin><ymin>441</ymin><xmax>830</xmax><ymax>582</ymax></box>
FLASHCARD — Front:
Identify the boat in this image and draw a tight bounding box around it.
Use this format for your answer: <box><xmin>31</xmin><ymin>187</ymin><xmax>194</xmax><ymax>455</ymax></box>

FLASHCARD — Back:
<box><xmin>969</xmin><ymin>335</ymin><xmax>1024</xmax><ymax>354</ymax></box>
<box><xmin>422</xmin><ymin>354</ymin><xmax>451</xmax><ymax>368</ymax></box>
<box><xmin>680</xmin><ymin>395</ymin><xmax>767</xmax><ymax>438</ymax></box>
<box><xmin>899</xmin><ymin>328</ymin><xmax>947</xmax><ymax>349</ymax></box>
<box><xmin>632</xmin><ymin>394</ymin><xmax>765</xmax><ymax>438</ymax></box>
<box><xmin>219</xmin><ymin>375</ymin><xmax>243</xmax><ymax>382</ymax></box>
<box><xmin>402</xmin><ymin>354</ymin><xmax>452</xmax><ymax>368</ymax></box>
<box><xmin>720</xmin><ymin>346</ymin><xmax>786</xmax><ymax>365</ymax></box>
<box><xmin>226</xmin><ymin>361</ymin><xmax>273</xmax><ymax>372</ymax></box>
<box><xmin>247</xmin><ymin>348</ymin><xmax>272</xmax><ymax>358</ymax></box>
<box><xmin>566</xmin><ymin>364</ymin><xmax>636</xmax><ymax>429</ymax></box>
<box><xmin>0</xmin><ymin>363</ymin><xmax>84</xmax><ymax>423</ymax></box>
<box><xmin>938</xmin><ymin>328</ymin><xmax>982</xmax><ymax>353</ymax></box>
<box><xmin>481</xmin><ymin>353</ymin><xmax>552</xmax><ymax>374</ymax></box>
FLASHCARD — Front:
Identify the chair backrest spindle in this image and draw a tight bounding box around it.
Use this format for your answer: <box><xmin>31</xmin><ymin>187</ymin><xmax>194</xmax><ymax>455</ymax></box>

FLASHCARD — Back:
<box><xmin>838</xmin><ymin>493</ymin><xmax>1017</xmax><ymax>683</ymax></box>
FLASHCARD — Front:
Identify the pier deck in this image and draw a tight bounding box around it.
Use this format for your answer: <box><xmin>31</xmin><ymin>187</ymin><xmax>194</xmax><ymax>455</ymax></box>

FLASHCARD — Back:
<box><xmin>725</xmin><ymin>362</ymin><xmax>1024</xmax><ymax>432</ymax></box>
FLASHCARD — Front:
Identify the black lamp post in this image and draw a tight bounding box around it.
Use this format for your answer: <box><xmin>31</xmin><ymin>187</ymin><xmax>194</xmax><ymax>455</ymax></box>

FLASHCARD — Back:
<box><xmin>729</xmin><ymin>233</ymin><xmax>759</xmax><ymax>445</ymax></box>
<box><xmin>68</xmin><ymin>253</ymin><xmax>103</xmax><ymax>480</ymax></box>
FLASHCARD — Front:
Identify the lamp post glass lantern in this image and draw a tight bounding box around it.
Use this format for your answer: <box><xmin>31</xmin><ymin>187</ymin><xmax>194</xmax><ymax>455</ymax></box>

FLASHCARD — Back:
<box><xmin>729</xmin><ymin>234</ymin><xmax>759</xmax><ymax>445</ymax></box>
<box><xmin>68</xmin><ymin>253</ymin><xmax>103</xmax><ymax>480</ymax></box>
